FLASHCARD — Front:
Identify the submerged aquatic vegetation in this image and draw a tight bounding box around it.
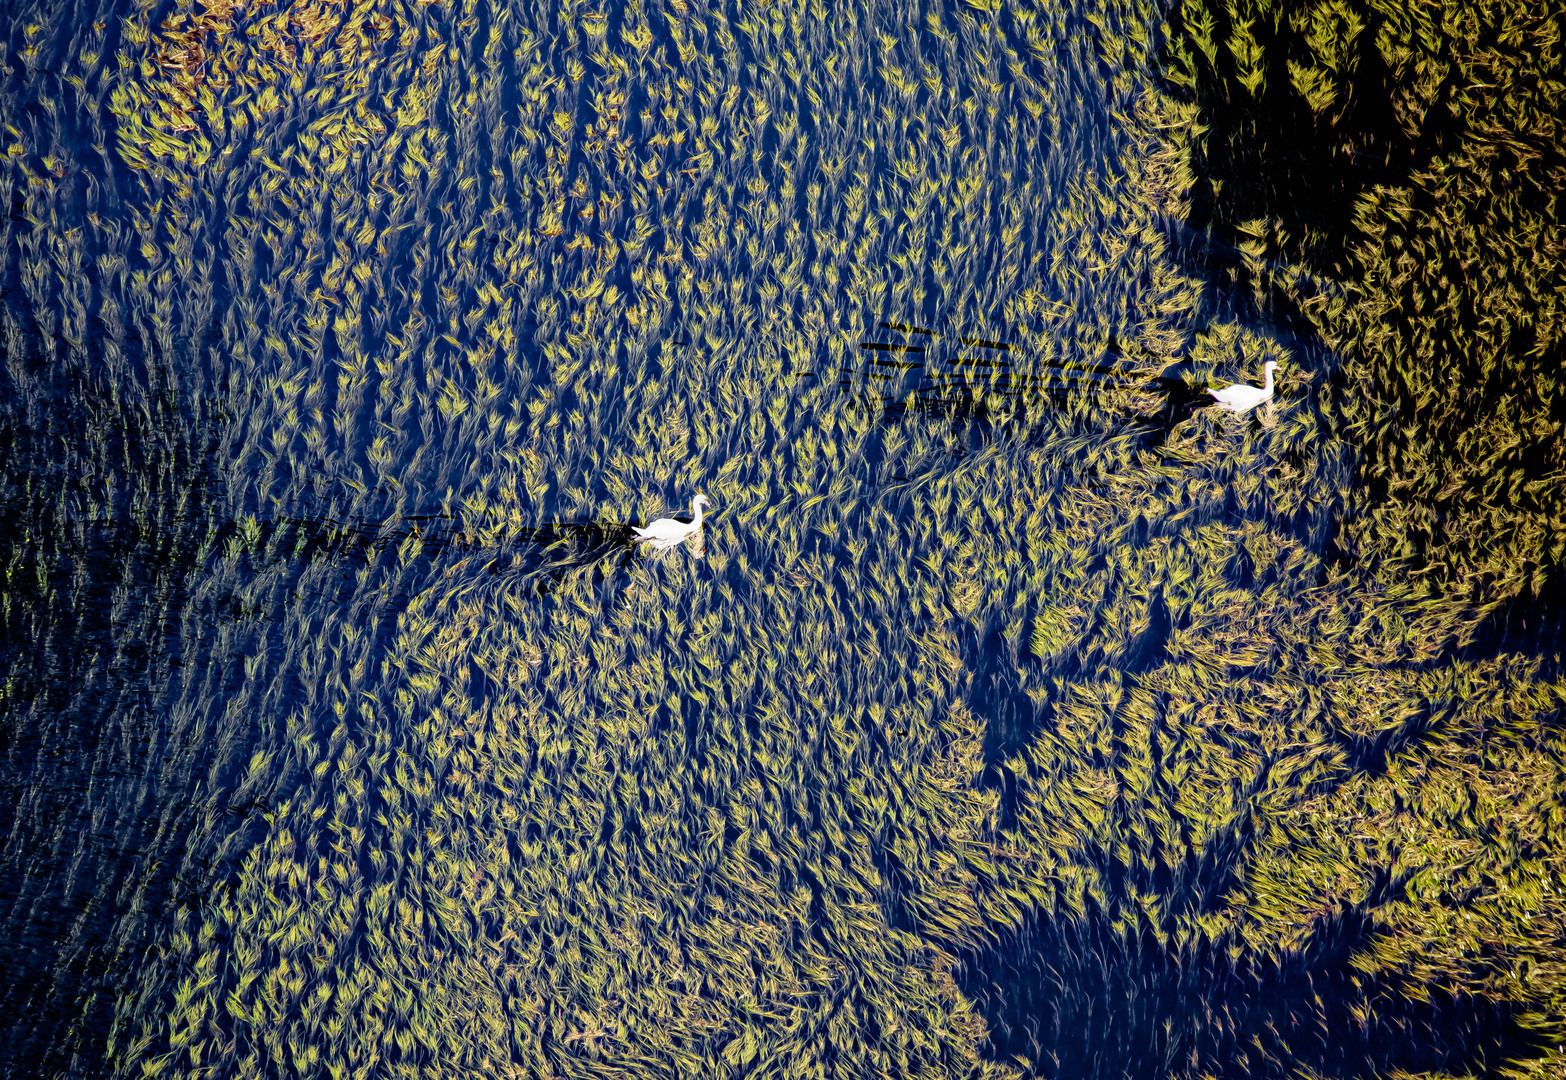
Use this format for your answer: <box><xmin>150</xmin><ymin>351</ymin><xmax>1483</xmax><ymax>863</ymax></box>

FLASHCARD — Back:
<box><xmin>0</xmin><ymin>0</ymin><xmax>1562</xmax><ymax>1077</ymax></box>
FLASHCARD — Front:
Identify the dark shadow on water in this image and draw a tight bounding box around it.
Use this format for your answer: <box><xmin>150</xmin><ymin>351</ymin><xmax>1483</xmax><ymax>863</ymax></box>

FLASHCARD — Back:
<box><xmin>1163</xmin><ymin>1</ymin><xmax>1471</xmax><ymax>280</ymax></box>
<box><xmin>966</xmin><ymin>619</ymin><xmax>1039</xmax><ymax>771</ymax></box>
<box><xmin>0</xmin><ymin>337</ymin><xmax>225</xmax><ymax>1078</ymax></box>
<box><xmin>1123</xmin><ymin>590</ymin><xmax>1173</xmax><ymax>675</ymax></box>
<box><xmin>957</xmin><ymin>899</ymin><xmax>1551</xmax><ymax>1079</ymax></box>
<box><xmin>1456</xmin><ymin>577</ymin><xmax>1566</xmax><ymax>686</ymax></box>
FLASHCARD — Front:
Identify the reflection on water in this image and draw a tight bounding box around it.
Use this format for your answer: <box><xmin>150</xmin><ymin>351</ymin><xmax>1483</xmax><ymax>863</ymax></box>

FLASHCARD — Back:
<box><xmin>1</xmin><ymin>0</ymin><xmax>1564</xmax><ymax>1076</ymax></box>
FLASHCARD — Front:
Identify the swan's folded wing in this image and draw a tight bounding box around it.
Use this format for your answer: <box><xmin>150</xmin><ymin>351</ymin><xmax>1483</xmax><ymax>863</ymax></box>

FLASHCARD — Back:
<box><xmin>634</xmin><ymin>518</ymin><xmax>688</xmax><ymax>542</ymax></box>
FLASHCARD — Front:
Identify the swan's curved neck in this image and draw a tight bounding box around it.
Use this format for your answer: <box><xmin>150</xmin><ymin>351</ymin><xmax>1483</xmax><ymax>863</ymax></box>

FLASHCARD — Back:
<box><xmin>690</xmin><ymin>497</ymin><xmax>705</xmax><ymax>527</ymax></box>
<box><xmin>1262</xmin><ymin>366</ymin><xmax>1275</xmax><ymax>393</ymax></box>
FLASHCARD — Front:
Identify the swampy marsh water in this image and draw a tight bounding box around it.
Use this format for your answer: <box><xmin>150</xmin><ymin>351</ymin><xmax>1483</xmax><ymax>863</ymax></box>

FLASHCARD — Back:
<box><xmin>1</xmin><ymin>0</ymin><xmax>1564</xmax><ymax>1077</ymax></box>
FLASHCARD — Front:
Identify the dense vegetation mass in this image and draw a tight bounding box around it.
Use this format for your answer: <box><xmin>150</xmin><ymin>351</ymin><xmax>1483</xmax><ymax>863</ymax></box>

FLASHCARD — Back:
<box><xmin>0</xmin><ymin>0</ymin><xmax>1562</xmax><ymax>1077</ymax></box>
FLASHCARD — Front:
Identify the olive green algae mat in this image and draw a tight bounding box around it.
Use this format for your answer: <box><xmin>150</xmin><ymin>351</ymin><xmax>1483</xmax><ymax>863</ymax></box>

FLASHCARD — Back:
<box><xmin>0</xmin><ymin>0</ymin><xmax>1563</xmax><ymax>1078</ymax></box>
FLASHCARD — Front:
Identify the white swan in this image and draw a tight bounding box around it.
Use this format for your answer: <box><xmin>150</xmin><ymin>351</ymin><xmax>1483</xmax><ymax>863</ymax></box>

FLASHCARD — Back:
<box><xmin>1207</xmin><ymin>360</ymin><xmax>1278</xmax><ymax>414</ymax></box>
<box><xmin>632</xmin><ymin>494</ymin><xmax>709</xmax><ymax>550</ymax></box>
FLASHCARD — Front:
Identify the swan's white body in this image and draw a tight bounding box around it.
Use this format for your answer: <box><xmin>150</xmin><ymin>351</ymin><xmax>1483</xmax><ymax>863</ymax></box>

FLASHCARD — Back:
<box><xmin>1207</xmin><ymin>361</ymin><xmax>1278</xmax><ymax>414</ymax></box>
<box><xmin>633</xmin><ymin>495</ymin><xmax>709</xmax><ymax>550</ymax></box>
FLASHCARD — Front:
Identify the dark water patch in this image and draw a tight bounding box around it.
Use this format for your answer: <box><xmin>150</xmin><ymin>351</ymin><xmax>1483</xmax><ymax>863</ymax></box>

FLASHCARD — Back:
<box><xmin>958</xmin><ymin>897</ymin><xmax>1551</xmax><ymax>1079</ymax></box>
<box><xmin>1457</xmin><ymin>577</ymin><xmax>1566</xmax><ymax>685</ymax></box>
